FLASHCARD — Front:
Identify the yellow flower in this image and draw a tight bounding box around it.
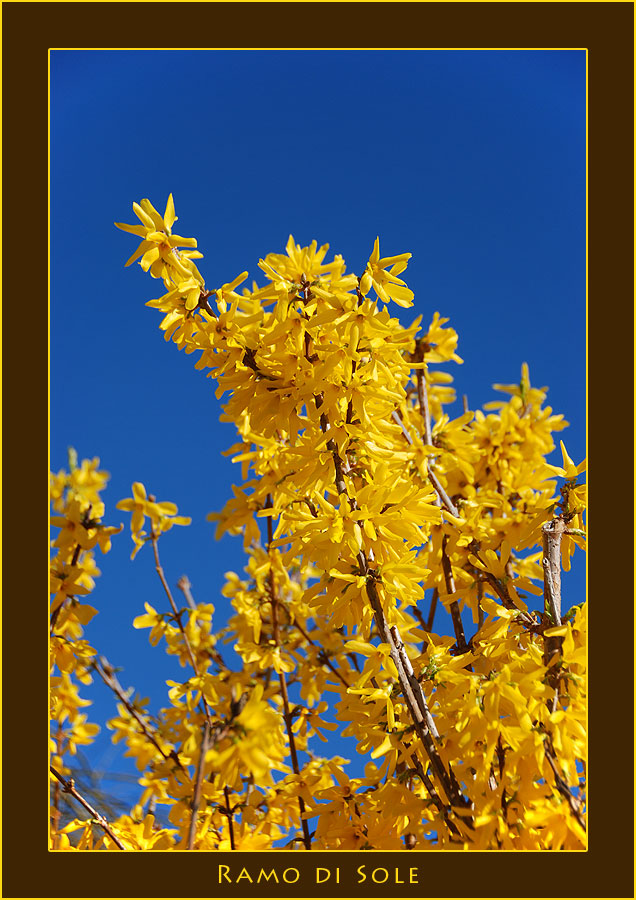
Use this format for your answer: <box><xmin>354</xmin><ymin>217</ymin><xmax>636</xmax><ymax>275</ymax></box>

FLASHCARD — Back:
<box><xmin>117</xmin><ymin>482</ymin><xmax>190</xmax><ymax>558</ymax></box>
<box><xmin>544</xmin><ymin>440</ymin><xmax>586</xmax><ymax>480</ymax></box>
<box><xmin>359</xmin><ymin>237</ymin><xmax>414</xmax><ymax>307</ymax></box>
<box><xmin>114</xmin><ymin>194</ymin><xmax>200</xmax><ymax>281</ymax></box>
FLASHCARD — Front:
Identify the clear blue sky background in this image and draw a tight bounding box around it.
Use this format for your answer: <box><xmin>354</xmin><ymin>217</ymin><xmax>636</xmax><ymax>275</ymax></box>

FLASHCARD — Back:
<box><xmin>51</xmin><ymin>49</ymin><xmax>586</xmax><ymax>819</ymax></box>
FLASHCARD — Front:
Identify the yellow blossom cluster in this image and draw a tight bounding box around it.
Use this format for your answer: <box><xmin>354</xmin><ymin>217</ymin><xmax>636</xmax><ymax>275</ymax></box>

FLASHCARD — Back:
<box><xmin>49</xmin><ymin>454</ymin><xmax>122</xmax><ymax>846</ymax></box>
<box><xmin>50</xmin><ymin>196</ymin><xmax>586</xmax><ymax>851</ymax></box>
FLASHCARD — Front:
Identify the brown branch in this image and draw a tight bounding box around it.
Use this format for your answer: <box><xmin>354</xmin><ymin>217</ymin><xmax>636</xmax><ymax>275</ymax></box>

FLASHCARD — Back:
<box><xmin>543</xmin><ymin>517</ymin><xmax>566</xmax><ymax>627</ymax></box>
<box><xmin>317</xmin><ymin>404</ymin><xmax>471</xmax><ymax>823</ymax></box>
<box><xmin>441</xmin><ymin>535</ymin><xmax>469</xmax><ymax>655</ymax></box>
<box><xmin>428</xmin><ymin>468</ymin><xmax>460</xmax><ymax>518</ymax></box>
<box><xmin>50</xmin><ymin>766</ymin><xmax>126</xmax><ymax>850</ymax></box>
<box><xmin>176</xmin><ymin>574</ymin><xmax>197</xmax><ymax>610</ymax></box>
<box><xmin>411</xmin><ymin>342</ymin><xmax>461</xmax><ymax>518</ymax></box>
<box><xmin>542</xmin><ymin>516</ymin><xmax>567</xmax><ymax>703</ymax></box>
<box><xmin>150</xmin><ymin>531</ymin><xmax>214</xmax><ymax>726</ymax></box>
<box><xmin>176</xmin><ymin>575</ymin><xmax>230</xmax><ymax>672</ymax></box>
<box><xmin>390</xmin><ymin>404</ymin><xmax>459</xmax><ymax>519</ymax></box>
<box><xmin>468</xmin><ymin>543</ymin><xmax>535</xmax><ymax>628</ymax></box>
<box><xmin>187</xmin><ymin>721</ymin><xmax>210</xmax><ymax>850</ymax></box>
<box><xmin>95</xmin><ymin>656</ymin><xmax>185</xmax><ymax>772</ymax></box>
<box><xmin>410</xmin><ymin>755</ymin><xmax>462</xmax><ymax>839</ymax></box>
<box><xmin>265</xmin><ymin>497</ymin><xmax>312</xmax><ymax>850</ymax></box>
<box><xmin>364</xmin><ymin>566</ymin><xmax>469</xmax><ymax>817</ymax></box>
<box><xmin>223</xmin><ymin>785</ymin><xmax>236</xmax><ymax>851</ymax></box>
<box><xmin>544</xmin><ymin>741</ymin><xmax>586</xmax><ymax>832</ymax></box>
<box><xmin>243</xmin><ymin>346</ymin><xmax>277</xmax><ymax>381</ymax></box>
<box><xmin>413</xmin><ymin>341</ymin><xmax>433</xmax><ymax>446</ymax></box>
<box><xmin>293</xmin><ymin>619</ymin><xmax>350</xmax><ymax>688</ymax></box>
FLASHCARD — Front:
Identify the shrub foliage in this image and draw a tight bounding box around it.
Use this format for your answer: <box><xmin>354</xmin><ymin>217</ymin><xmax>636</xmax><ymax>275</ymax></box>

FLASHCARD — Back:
<box><xmin>50</xmin><ymin>195</ymin><xmax>586</xmax><ymax>850</ymax></box>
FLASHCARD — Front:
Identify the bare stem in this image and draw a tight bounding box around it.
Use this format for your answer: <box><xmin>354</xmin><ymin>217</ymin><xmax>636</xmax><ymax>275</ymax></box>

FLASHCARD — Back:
<box><xmin>294</xmin><ymin>619</ymin><xmax>350</xmax><ymax>688</ymax></box>
<box><xmin>441</xmin><ymin>535</ymin><xmax>469</xmax><ymax>655</ymax></box>
<box><xmin>544</xmin><ymin>740</ymin><xmax>586</xmax><ymax>831</ymax></box>
<box><xmin>150</xmin><ymin>533</ymin><xmax>213</xmax><ymax>725</ymax></box>
<box><xmin>187</xmin><ymin>722</ymin><xmax>210</xmax><ymax>850</ymax></box>
<box><xmin>50</xmin><ymin>766</ymin><xmax>126</xmax><ymax>850</ymax></box>
<box><xmin>95</xmin><ymin>656</ymin><xmax>185</xmax><ymax>771</ymax></box>
<box><xmin>265</xmin><ymin>498</ymin><xmax>312</xmax><ymax>850</ymax></box>
<box><xmin>428</xmin><ymin>469</ymin><xmax>460</xmax><ymax>518</ymax></box>
<box><xmin>176</xmin><ymin>575</ymin><xmax>230</xmax><ymax>672</ymax></box>
<box><xmin>414</xmin><ymin>341</ymin><xmax>433</xmax><ymax>446</ymax></box>
<box><xmin>542</xmin><ymin>516</ymin><xmax>567</xmax><ymax>702</ymax></box>
<box><xmin>176</xmin><ymin>575</ymin><xmax>197</xmax><ymax>610</ymax></box>
<box><xmin>543</xmin><ymin>517</ymin><xmax>566</xmax><ymax>627</ymax></box>
<box><xmin>468</xmin><ymin>543</ymin><xmax>535</xmax><ymax>628</ymax></box>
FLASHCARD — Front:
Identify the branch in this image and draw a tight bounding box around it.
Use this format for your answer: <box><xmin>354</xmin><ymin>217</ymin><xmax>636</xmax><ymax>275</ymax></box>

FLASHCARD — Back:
<box><xmin>265</xmin><ymin>496</ymin><xmax>312</xmax><ymax>850</ymax></box>
<box><xmin>176</xmin><ymin>574</ymin><xmax>197</xmax><ymax>610</ymax></box>
<box><xmin>413</xmin><ymin>340</ymin><xmax>433</xmax><ymax>447</ymax></box>
<box><xmin>544</xmin><ymin>741</ymin><xmax>586</xmax><ymax>832</ymax></box>
<box><xmin>176</xmin><ymin>575</ymin><xmax>230</xmax><ymax>672</ymax></box>
<box><xmin>150</xmin><ymin>530</ymin><xmax>214</xmax><ymax>727</ymax></box>
<box><xmin>468</xmin><ymin>542</ymin><xmax>535</xmax><ymax>628</ymax></box>
<box><xmin>441</xmin><ymin>535</ymin><xmax>470</xmax><ymax>655</ymax></box>
<box><xmin>94</xmin><ymin>656</ymin><xmax>185</xmax><ymax>772</ymax></box>
<box><xmin>50</xmin><ymin>766</ymin><xmax>126</xmax><ymax>850</ymax></box>
<box><xmin>294</xmin><ymin>619</ymin><xmax>351</xmax><ymax>688</ymax></box>
<box><xmin>542</xmin><ymin>516</ymin><xmax>567</xmax><ymax>702</ymax></box>
<box><xmin>187</xmin><ymin>721</ymin><xmax>210</xmax><ymax>850</ymax></box>
<box><xmin>390</xmin><ymin>408</ymin><xmax>459</xmax><ymax>518</ymax></box>
<box><xmin>317</xmin><ymin>400</ymin><xmax>471</xmax><ymax>823</ymax></box>
<box><xmin>223</xmin><ymin>785</ymin><xmax>236</xmax><ymax>851</ymax></box>
<box><xmin>542</xmin><ymin>517</ymin><xmax>566</xmax><ymax>627</ymax></box>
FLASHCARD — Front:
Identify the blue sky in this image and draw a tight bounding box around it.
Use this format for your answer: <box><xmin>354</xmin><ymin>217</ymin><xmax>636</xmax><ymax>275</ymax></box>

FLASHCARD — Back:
<box><xmin>51</xmin><ymin>49</ymin><xmax>586</xmax><ymax>817</ymax></box>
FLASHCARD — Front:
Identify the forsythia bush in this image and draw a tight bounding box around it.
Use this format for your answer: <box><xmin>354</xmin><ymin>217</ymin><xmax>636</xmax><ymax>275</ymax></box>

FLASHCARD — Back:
<box><xmin>49</xmin><ymin>195</ymin><xmax>586</xmax><ymax>850</ymax></box>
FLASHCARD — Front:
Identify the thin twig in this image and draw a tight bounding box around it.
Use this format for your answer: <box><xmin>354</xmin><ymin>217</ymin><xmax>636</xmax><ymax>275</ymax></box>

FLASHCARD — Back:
<box><xmin>441</xmin><ymin>536</ymin><xmax>469</xmax><ymax>655</ymax></box>
<box><xmin>544</xmin><ymin>741</ymin><xmax>586</xmax><ymax>831</ymax></box>
<box><xmin>50</xmin><ymin>766</ymin><xmax>126</xmax><ymax>850</ymax></box>
<box><xmin>265</xmin><ymin>497</ymin><xmax>312</xmax><ymax>850</ymax></box>
<box><xmin>94</xmin><ymin>656</ymin><xmax>185</xmax><ymax>772</ymax></box>
<box><xmin>293</xmin><ymin>619</ymin><xmax>350</xmax><ymax>688</ymax></box>
<box><xmin>429</xmin><ymin>468</ymin><xmax>460</xmax><ymax>518</ymax></box>
<box><xmin>176</xmin><ymin>575</ymin><xmax>197</xmax><ymax>610</ymax></box>
<box><xmin>468</xmin><ymin>543</ymin><xmax>535</xmax><ymax>628</ymax></box>
<box><xmin>413</xmin><ymin>341</ymin><xmax>433</xmax><ymax>446</ymax></box>
<box><xmin>150</xmin><ymin>531</ymin><xmax>214</xmax><ymax>726</ymax></box>
<box><xmin>187</xmin><ymin>721</ymin><xmax>210</xmax><ymax>850</ymax></box>
<box><xmin>410</xmin><ymin>755</ymin><xmax>462</xmax><ymax>839</ymax></box>
<box><xmin>176</xmin><ymin>575</ymin><xmax>230</xmax><ymax>672</ymax></box>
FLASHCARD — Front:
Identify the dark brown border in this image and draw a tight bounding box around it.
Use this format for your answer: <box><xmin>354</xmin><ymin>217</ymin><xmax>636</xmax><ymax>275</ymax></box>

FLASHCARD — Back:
<box><xmin>8</xmin><ymin>2</ymin><xmax>633</xmax><ymax>898</ymax></box>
